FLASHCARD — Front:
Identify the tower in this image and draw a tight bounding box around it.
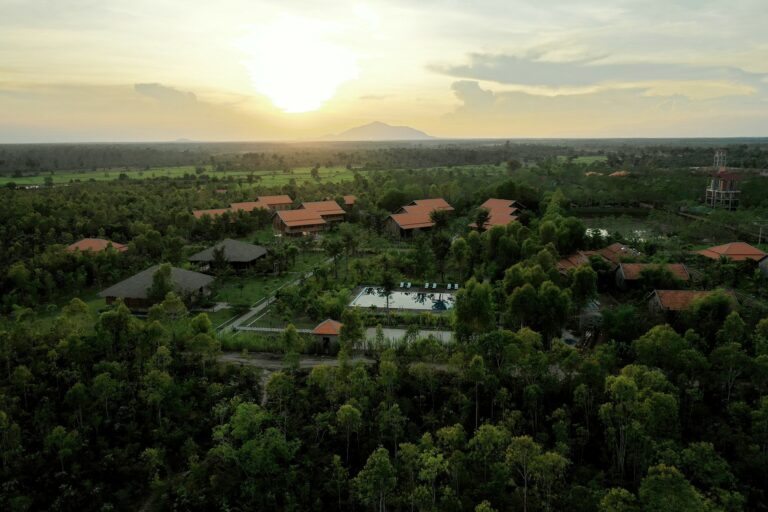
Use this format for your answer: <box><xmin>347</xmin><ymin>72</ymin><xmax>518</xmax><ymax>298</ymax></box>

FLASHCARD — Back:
<box><xmin>705</xmin><ymin>149</ymin><xmax>740</xmax><ymax>210</ymax></box>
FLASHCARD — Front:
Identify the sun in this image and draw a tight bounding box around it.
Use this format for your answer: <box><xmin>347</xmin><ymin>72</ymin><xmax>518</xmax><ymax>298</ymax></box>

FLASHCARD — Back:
<box><xmin>241</xmin><ymin>17</ymin><xmax>358</xmax><ymax>113</ymax></box>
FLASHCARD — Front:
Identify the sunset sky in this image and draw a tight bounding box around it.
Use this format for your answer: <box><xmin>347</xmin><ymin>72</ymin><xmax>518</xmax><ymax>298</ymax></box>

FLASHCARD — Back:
<box><xmin>2</xmin><ymin>0</ymin><xmax>768</xmax><ymax>142</ymax></box>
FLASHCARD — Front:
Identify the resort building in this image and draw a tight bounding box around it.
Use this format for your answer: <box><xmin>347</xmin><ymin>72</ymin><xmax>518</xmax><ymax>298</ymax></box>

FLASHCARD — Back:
<box><xmin>616</xmin><ymin>263</ymin><xmax>690</xmax><ymax>289</ymax></box>
<box><xmin>188</xmin><ymin>238</ymin><xmax>268</xmax><ymax>271</ymax></box>
<box><xmin>194</xmin><ymin>195</ymin><xmax>295</xmax><ymax>219</ymax></box>
<box><xmin>648</xmin><ymin>290</ymin><xmax>721</xmax><ymax>315</ymax></box>
<box><xmin>557</xmin><ymin>243</ymin><xmax>640</xmax><ymax>273</ymax></box>
<box><xmin>99</xmin><ymin>265</ymin><xmax>214</xmax><ymax>310</ymax></box>
<box><xmin>273</xmin><ymin>209</ymin><xmax>327</xmax><ymax>236</ymax></box>
<box><xmin>386</xmin><ymin>198</ymin><xmax>454</xmax><ymax>237</ymax></box>
<box><xmin>697</xmin><ymin>242</ymin><xmax>768</xmax><ymax>275</ymax></box>
<box><xmin>66</xmin><ymin>238</ymin><xmax>128</xmax><ymax>253</ymax></box>
<box><xmin>468</xmin><ymin>198</ymin><xmax>520</xmax><ymax>229</ymax></box>
<box><xmin>192</xmin><ymin>208</ymin><xmax>230</xmax><ymax>220</ymax></box>
<box><xmin>299</xmin><ymin>200</ymin><xmax>346</xmax><ymax>223</ymax></box>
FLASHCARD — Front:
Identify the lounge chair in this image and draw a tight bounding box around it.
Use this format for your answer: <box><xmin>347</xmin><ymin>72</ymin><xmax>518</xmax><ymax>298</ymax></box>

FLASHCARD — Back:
<box><xmin>399</xmin><ymin>282</ymin><xmax>404</xmax><ymax>288</ymax></box>
<box><xmin>432</xmin><ymin>283</ymin><xmax>437</xmax><ymax>289</ymax></box>
<box><xmin>447</xmin><ymin>284</ymin><xmax>453</xmax><ymax>290</ymax></box>
<box><xmin>424</xmin><ymin>282</ymin><xmax>429</xmax><ymax>289</ymax></box>
<box><xmin>406</xmin><ymin>282</ymin><xmax>411</xmax><ymax>288</ymax></box>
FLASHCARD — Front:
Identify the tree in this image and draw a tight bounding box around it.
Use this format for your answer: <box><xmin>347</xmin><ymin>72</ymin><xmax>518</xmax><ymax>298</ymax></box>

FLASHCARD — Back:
<box><xmin>45</xmin><ymin>425</ymin><xmax>79</xmax><ymax>472</ymax></box>
<box><xmin>474</xmin><ymin>208</ymin><xmax>491</xmax><ymax>232</ymax></box>
<box><xmin>506</xmin><ymin>435</ymin><xmax>541</xmax><ymax>512</ymax></box>
<box><xmin>380</xmin><ymin>269</ymin><xmax>397</xmax><ymax>315</ymax></box>
<box><xmin>340</xmin><ymin>309</ymin><xmax>364</xmax><ymax>350</ymax></box>
<box><xmin>353</xmin><ymin>447</ymin><xmax>396</xmax><ymax>512</ymax></box>
<box><xmin>450</xmin><ymin>237</ymin><xmax>469</xmax><ymax>282</ymax></box>
<box><xmin>337</xmin><ymin>403</ymin><xmax>362</xmax><ymax>463</ymax></box>
<box><xmin>92</xmin><ymin>372</ymin><xmax>120</xmax><ymax>421</ymax></box>
<box><xmin>453</xmin><ymin>278</ymin><xmax>495</xmax><ymax>341</ymax></box>
<box><xmin>466</xmin><ymin>355</ymin><xmax>487</xmax><ymax>430</ymax></box>
<box><xmin>531</xmin><ymin>451</ymin><xmax>569</xmax><ymax>512</ymax></box>
<box><xmin>148</xmin><ymin>263</ymin><xmax>174</xmax><ymax>303</ymax></box>
<box><xmin>638</xmin><ymin>464</ymin><xmax>705</xmax><ymax>512</ymax></box>
<box><xmin>570</xmin><ymin>265</ymin><xmax>597</xmax><ymax>309</ymax></box>
<box><xmin>600</xmin><ymin>488</ymin><xmax>639</xmax><ymax>512</ymax></box>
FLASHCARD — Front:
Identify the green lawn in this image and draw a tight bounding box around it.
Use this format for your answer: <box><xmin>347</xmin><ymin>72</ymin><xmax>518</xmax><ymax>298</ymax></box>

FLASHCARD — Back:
<box><xmin>213</xmin><ymin>252</ymin><xmax>328</xmax><ymax>306</ymax></box>
<box><xmin>204</xmin><ymin>308</ymin><xmax>239</xmax><ymax>329</ymax></box>
<box><xmin>558</xmin><ymin>155</ymin><xmax>609</xmax><ymax>164</ymax></box>
<box><xmin>1</xmin><ymin>293</ymin><xmax>107</xmax><ymax>334</ymax></box>
<box><xmin>246</xmin><ymin>307</ymin><xmax>317</xmax><ymax>329</ymax></box>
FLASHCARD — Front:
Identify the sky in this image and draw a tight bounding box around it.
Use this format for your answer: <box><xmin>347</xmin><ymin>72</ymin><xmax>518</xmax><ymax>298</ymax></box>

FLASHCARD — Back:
<box><xmin>1</xmin><ymin>0</ymin><xmax>768</xmax><ymax>142</ymax></box>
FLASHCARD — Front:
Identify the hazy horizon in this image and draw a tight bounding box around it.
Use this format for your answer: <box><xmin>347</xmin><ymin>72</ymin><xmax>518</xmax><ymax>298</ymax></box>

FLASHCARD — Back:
<box><xmin>3</xmin><ymin>0</ymin><xmax>768</xmax><ymax>142</ymax></box>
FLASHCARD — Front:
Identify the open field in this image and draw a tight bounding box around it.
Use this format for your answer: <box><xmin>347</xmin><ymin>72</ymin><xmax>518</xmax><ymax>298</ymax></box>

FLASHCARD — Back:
<box><xmin>557</xmin><ymin>155</ymin><xmax>609</xmax><ymax>164</ymax></box>
<box><xmin>0</xmin><ymin>165</ymin><xmax>357</xmax><ymax>186</ymax></box>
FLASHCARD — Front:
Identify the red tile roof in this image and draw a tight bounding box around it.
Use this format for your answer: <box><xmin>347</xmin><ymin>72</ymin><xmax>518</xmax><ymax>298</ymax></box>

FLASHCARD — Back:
<box><xmin>620</xmin><ymin>263</ymin><xmax>690</xmax><ymax>281</ymax></box>
<box><xmin>258</xmin><ymin>195</ymin><xmax>293</xmax><ymax>206</ymax></box>
<box><xmin>66</xmin><ymin>238</ymin><xmax>127</xmax><ymax>253</ymax></box>
<box><xmin>697</xmin><ymin>242</ymin><xmax>767</xmax><ymax>262</ymax></box>
<box><xmin>230</xmin><ymin>201</ymin><xmax>267</xmax><ymax>212</ymax></box>
<box><xmin>469</xmin><ymin>198</ymin><xmax>520</xmax><ymax>228</ymax></box>
<box><xmin>401</xmin><ymin>198</ymin><xmax>454</xmax><ymax>213</ymax></box>
<box><xmin>653</xmin><ymin>290</ymin><xmax>716</xmax><ymax>311</ymax></box>
<box><xmin>193</xmin><ymin>208</ymin><xmax>230</xmax><ymax>219</ymax></box>
<box><xmin>390</xmin><ymin>198</ymin><xmax>454</xmax><ymax>230</ymax></box>
<box><xmin>275</xmin><ymin>209</ymin><xmax>326</xmax><ymax>228</ymax></box>
<box><xmin>556</xmin><ymin>251</ymin><xmax>591</xmax><ymax>272</ymax></box>
<box><xmin>300</xmin><ymin>200</ymin><xmax>345</xmax><ymax>216</ymax></box>
<box><xmin>313</xmin><ymin>319</ymin><xmax>342</xmax><ymax>336</ymax></box>
<box><xmin>343</xmin><ymin>195</ymin><xmax>357</xmax><ymax>206</ymax></box>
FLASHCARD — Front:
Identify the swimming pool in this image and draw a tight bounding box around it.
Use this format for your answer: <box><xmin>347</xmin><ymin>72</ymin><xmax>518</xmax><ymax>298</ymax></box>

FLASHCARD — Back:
<box><xmin>349</xmin><ymin>286</ymin><xmax>455</xmax><ymax>311</ymax></box>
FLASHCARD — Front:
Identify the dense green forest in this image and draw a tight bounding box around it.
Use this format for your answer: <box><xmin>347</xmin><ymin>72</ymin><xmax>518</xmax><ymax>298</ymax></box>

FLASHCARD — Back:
<box><xmin>2</xmin><ymin>141</ymin><xmax>768</xmax><ymax>511</ymax></box>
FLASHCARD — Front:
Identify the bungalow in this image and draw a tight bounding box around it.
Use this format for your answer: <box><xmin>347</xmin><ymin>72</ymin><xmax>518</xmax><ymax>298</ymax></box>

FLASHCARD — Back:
<box><xmin>273</xmin><ymin>209</ymin><xmax>327</xmax><ymax>236</ymax></box>
<box><xmin>192</xmin><ymin>208</ymin><xmax>230</xmax><ymax>220</ymax></box>
<box><xmin>343</xmin><ymin>195</ymin><xmax>357</xmax><ymax>207</ymax></box>
<box><xmin>66</xmin><ymin>238</ymin><xmax>128</xmax><ymax>253</ymax></box>
<box><xmin>313</xmin><ymin>318</ymin><xmax>342</xmax><ymax>349</ymax></box>
<box><xmin>257</xmin><ymin>195</ymin><xmax>294</xmax><ymax>211</ymax></box>
<box><xmin>616</xmin><ymin>263</ymin><xmax>690</xmax><ymax>289</ymax></box>
<box><xmin>558</xmin><ymin>243</ymin><xmax>640</xmax><ymax>274</ymax></box>
<box><xmin>698</xmin><ymin>242</ymin><xmax>768</xmax><ymax>276</ymax></box>
<box><xmin>188</xmin><ymin>238</ymin><xmax>268</xmax><ymax>271</ymax></box>
<box><xmin>469</xmin><ymin>198</ymin><xmax>520</xmax><ymax>229</ymax></box>
<box><xmin>299</xmin><ymin>200</ymin><xmax>346</xmax><ymax>223</ymax></box>
<box><xmin>648</xmin><ymin>289</ymin><xmax>719</xmax><ymax>316</ymax></box>
<box><xmin>386</xmin><ymin>198</ymin><xmax>454</xmax><ymax>237</ymax></box>
<box><xmin>99</xmin><ymin>265</ymin><xmax>214</xmax><ymax>310</ymax></box>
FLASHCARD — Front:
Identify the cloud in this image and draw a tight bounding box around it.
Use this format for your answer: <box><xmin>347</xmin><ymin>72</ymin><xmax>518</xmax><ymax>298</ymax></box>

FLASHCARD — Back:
<box><xmin>134</xmin><ymin>83</ymin><xmax>197</xmax><ymax>104</ymax></box>
<box><xmin>359</xmin><ymin>94</ymin><xmax>391</xmax><ymax>100</ymax></box>
<box><xmin>433</xmin><ymin>53</ymin><xmax>768</xmax><ymax>97</ymax></box>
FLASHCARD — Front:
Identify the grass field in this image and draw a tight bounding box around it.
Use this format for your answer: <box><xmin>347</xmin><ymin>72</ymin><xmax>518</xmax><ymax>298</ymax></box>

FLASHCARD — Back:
<box><xmin>558</xmin><ymin>155</ymin><xmax>609</xmax><ymax>164</ymax></box>
<box><xmin>1</xmin><ymin>165</ymin><xmax>358</xmax><ymax>187</ymax></box>
<box><xmin>213</xmin><ymin>251</ymin><xmax>328</xmax><ymax>306</ymax></box>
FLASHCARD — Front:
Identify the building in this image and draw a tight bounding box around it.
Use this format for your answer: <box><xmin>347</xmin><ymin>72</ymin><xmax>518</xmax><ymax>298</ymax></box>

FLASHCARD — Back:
<box><xmin>616</xmin><ymin>263</ymin><xmax>690</xmax><ymax>289</ymax></box>
<box><xmin>188</xmin><ymin>238</ymin><xmax>268</xmax><ymax>271</ymax></box>
<box><xmin>557</xmin><ymin>243</ymin><xmax>640</xmax><ymax>274</ymax></box>
<box><xmin>99</xmin><ymin>265</ymin><xmax>214</xmax><ymax>310</ymax></box>
<box><xmin>193</xmin><ymin>195</ymin><xmax>294</xmax><ymax>219</ymax></box>
<box><xmin>705</xmin><ymin>150</ymin><xmax>741</xmax><ymax>210</ymax></box>
<box><xmin>343</xmin><ymin>195</ymin><xmax>357</xmax><ymax>207</ymax></box>
<box><xmin>193</xmin><ymin>208</ymin><xmax>231</xmax><ymax>219</ymax></box>
<box><xmin>273</xmin><ymin>209</ymin><xmax>327</xmax><ymax>236</ymax></box>
<box><xmin>66</xmin><ymin>238</ymin><xmax>127</xmax><ymax>253</ymax></box>
<box><xmin>648</xmin><ymin>289</ymin><xmax>729</xmax><ymax>316</ymax></box>
<box><xmin>469</xmin><ymin>198</ymin><xmax>520</xmax><ymax>229</ymax></box>
<box><xmin>312</xmin><ymin>318</ymin><xmax>342</xmax><ymax>349</ymax></box>
<box><xmin>299</xmin><ymin>200</ymin><xmax>346</xmax><ymax>223</ymax></box>
<box><xmin>698</xmin><ymin>242</ymin><xmax>768</xmax><ymax>275</ymax></box>
<box><xmin>386</xmin><ymin>198</ymin><xmax>454</xmax><ymax>237</ymax></box>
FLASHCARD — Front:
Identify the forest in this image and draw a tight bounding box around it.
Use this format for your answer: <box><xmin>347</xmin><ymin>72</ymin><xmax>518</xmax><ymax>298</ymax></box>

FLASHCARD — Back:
<box><xmin>1</xmin><ymin>140</ymin><xmax>768</xmax><ymax>511</ymax></box>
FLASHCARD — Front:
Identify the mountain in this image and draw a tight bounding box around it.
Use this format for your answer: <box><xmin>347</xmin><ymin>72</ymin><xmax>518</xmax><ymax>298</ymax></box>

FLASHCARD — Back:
<box><xmin>328</xmin><ymin>121</ymin><xmax>434</xmax><ymax>141</ymax></box>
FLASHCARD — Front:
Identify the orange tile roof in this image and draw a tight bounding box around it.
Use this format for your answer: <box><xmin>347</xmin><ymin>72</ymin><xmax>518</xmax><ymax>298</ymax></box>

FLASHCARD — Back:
<box><xmin>470</xmin><ymin>198</ymin><xmax>520</xmax><ymax>228</ymax></box>
<box><xmin>401</xmin><ymin>198</ymin><xmax>454</xmax><ymax>213</ymax></box>
<box><xmin>620</xmin><ymin>263</ymin><xmax>690</xmax><ymax>281</ymax></box>
<box><xmin>193</xmin><ymin>208</ymin><xmax>230</xmax><ymax>219</ymax></box>
<box><xmin>258</xmin><ymin>195</ymin><xmax>293</xmax><ymax>206</ymax></box>
<box><xmin>230</xmin><ymin>201</ymin><xmax>267</xmax><ymax>212</ymax></box>
<box><xmin>697</xmin><ymin>242</ymin><xmax>767</xmax><ymax>262</ymax></box>
<box><xmin>593</xmin><ymin>243</ymin><xmax>639</xmax><ymax>264</ymax></box>
<box><xmin>300</xmin><ymin>200</ymin><xmax>346</xmax><ymax>216</ymax></box>
<box><xmin>313</xmin><ymin>319</ymin><xmax>342</xmax><ymax>336</ymax></box>
<box><xmin>609</xmin><ymin>170</ymin><xmax>630</xmax><ymax>177</ymax></box>
<box><xmin>275</xmin><ymin>209</ymin><xmax>326</xmax><ymax>228</ymax></box>
<box><xmin>654</xmin><ymin>290</ymin><xmax>715</xmax><ymax>311</ymax></box>
<box><xmin>556</xmin><ymin>251</ymin><xmax>591</xmax><ymax>272</ymax></box>
<box><xmin>343</xmin><ymin>195</ymin><xmax>357</xmax><ymax>206</ymax></box>
<box><xmin>66</xmin><ymin>238</ymin><xmax>127</xmax><ymax>253</ymax></box>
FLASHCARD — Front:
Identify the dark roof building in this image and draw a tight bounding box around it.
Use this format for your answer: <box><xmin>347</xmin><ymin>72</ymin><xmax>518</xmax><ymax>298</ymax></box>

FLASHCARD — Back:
<box><xmin>188</xmin><ymin>239</ymin><xmax>268</xmax><ymax>269</ymax></box>
<box><xmin>99</xmin><ymin>265</ymin><xmax>214</xmax><ymax>309</ymax></box>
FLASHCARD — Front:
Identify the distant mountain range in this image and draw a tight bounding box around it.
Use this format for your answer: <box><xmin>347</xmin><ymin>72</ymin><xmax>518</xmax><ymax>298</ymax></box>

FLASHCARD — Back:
<box><xmin>325</xmin><ymin>121</ymin><xmax>434</xmax><ymax>141</ymax></box>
